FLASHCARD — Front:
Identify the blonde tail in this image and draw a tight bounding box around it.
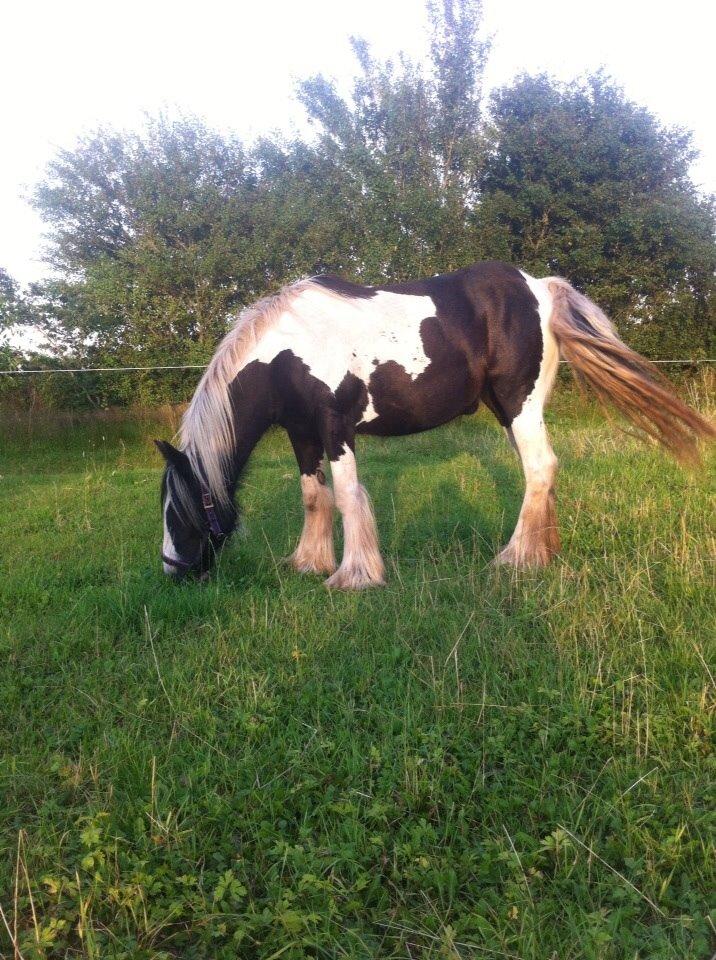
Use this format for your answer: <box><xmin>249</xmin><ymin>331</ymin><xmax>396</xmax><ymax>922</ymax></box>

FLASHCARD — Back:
<box><xmin>547</xmin><ymin>278</ymin><xmax>714</xmax><ymax>463</ymax></box>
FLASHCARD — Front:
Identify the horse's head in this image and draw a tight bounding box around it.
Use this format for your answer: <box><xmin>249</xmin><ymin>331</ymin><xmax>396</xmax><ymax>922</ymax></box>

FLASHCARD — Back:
<box><xmin>155</xmin><ymin>440</ymin><xmax>234</xmax><ymax>579</ymax></box>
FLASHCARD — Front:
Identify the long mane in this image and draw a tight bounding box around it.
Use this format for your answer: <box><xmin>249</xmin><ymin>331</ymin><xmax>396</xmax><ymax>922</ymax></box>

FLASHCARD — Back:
<box><xmin>179</xmin><ymin>279</ymin><xmax>315</xmax><ymax>506</ymax></box>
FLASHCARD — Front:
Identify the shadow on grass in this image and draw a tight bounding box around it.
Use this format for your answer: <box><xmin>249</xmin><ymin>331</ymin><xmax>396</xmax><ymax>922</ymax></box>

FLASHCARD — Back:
<box><xmin>239</xmin><ymin>418</ymin><xmax>526</xmax><ymax>583</ymax></box>
<box><xmin>378</xmin><ymin>422</ymin><xmax>522</xmax><ymax>563</ymax></box>
<box><xmin>0</xmin><ymin>415</ymin><xmax>529</xmax><ymax>642</ymax></box>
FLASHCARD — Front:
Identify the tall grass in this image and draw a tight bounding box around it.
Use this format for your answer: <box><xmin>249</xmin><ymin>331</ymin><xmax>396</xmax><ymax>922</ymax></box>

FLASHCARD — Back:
<box><xmin>0</xmin><ymin>386</ymin><xmax>713</xmax><ymax>959</ymax></box>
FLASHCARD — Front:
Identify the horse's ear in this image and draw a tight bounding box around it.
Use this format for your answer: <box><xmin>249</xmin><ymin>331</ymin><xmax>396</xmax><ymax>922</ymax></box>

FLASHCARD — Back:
<box><xmin>154</xmin><ymin>440</ymin><xmax>194</xmax><ymax>482</ymax></box>
<box><xmin>154</xmin><ymin>439</ymin><xmax>176</xmax><ymax>462</ymax></box>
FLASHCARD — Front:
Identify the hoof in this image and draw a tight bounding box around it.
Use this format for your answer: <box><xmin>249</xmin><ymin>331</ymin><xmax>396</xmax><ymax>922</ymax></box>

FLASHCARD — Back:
<box><xmin>286</xmin><ymin>551</ymin><xmax>337</xmax><ymax>576</ymax></box>
<box><xmin>494</xmin><ymin>542</ymin><xmax>555</xmax><ymax>569</ymax></box>
<box><xmin>324</xmin><ymin>565</ymin><xmax>386</xmax><ymax>590</ymax></box>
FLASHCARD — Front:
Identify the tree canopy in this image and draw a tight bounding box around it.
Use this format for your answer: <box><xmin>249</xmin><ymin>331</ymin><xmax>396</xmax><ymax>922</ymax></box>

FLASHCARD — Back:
<box><xmin>4</xmin><ymin>0</ymin><xmax>713</xmax><ymax>408</ymax></box>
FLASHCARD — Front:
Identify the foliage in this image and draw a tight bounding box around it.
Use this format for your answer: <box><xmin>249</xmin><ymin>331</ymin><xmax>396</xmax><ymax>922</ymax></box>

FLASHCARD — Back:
<box><xmin>1</xmin><ymin>395</ymin><xmax>714</xmax><ymax>957</ymax></box>
<box><xmin>288</xmin><ymin>0</ymin><xmax>490</xmax><ymax>280</ymax></box>
<box><xmin>2</xmin><ymin>0</ymin><xmax>714</xmax><ymax>410</ymax></box>
<box><xmin>479</xmin><ymin>73</ymin><xmax>716</xmax><ymax>359</ymax></box>
<box><xmin>0</xmin><ymin>267</ymin><xmax>42</xmax><ymax>404</ymax></box>
<box><xmin>0</xmin><ymin>267</ymin><xmax>24</xmax><ymax>332</ymax></box>
<box><xmin>25</xmin><ymin>117</ymin><xmax>260</xmax><ymax>406</ymax></box>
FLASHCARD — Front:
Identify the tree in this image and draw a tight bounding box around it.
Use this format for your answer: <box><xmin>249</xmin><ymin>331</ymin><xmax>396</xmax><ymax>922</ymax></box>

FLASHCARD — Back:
<box><xmin>30</xmin><ymin>115</ymin><xmax>264</xmax><ymax>404</ymax></box>
<box><xmin>17</xmin><ymin>0</ymin><xmax>714</xmax><ymax>411</ymax></box>
<box><xmin>292</xmin><ymin>0</ymin><xmax>491</xmax><ymax>279</ymax></box>
<box><xmin>0</xmin><ymin>266</ymin><xmax>38</xmax><ymax>371</ymax></box>
<box><xmin>0</xmin><ymin>267</ymin><xmax>33</xmax><ymax>334</ymax></box>
<box><xmin>0</xmin><ymin>268</ymin><xmax>46</xmax><ymax>407</ymax></box>
<box><xmin>479</xmin><ymin>73</ymin><xmax>715</xmax><ymax>358</ymax></box>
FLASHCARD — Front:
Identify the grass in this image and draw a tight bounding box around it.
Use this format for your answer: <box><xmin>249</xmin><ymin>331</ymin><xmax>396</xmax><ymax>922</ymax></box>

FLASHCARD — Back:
<box><xmin>0</xmin><ymin>389</ymin><xmax>714</xmax><ymax>959</ymax></box>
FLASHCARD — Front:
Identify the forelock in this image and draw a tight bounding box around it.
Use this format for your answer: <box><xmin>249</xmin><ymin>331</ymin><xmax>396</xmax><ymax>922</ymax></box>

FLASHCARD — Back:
<box><xmin>165</xmin><ymin>466</ymin><xmax>203</xmax><ymax>530</ymax></box>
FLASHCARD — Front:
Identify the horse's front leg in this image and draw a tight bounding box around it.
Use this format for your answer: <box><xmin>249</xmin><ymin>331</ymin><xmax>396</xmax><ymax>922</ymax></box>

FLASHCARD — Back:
<box><xmin>287</xmin><ymin>432</ymin><xmax>336</xmax><ymax>575</ymax></box>
<box><xmin>325</xmin><ymin>442</ymin><xmax>385</xmax><ymax>590</ymax></box>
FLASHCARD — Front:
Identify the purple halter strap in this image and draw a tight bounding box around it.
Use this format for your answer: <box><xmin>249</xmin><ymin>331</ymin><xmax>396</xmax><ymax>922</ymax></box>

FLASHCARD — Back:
<box><xmin>200</xmin><ymin>484</ymin><xmax>225</xmax><ymax>539</ymax></box>
<box><xmin>162</xmin><ymin>552</ymin><xmax>193</xmax><ymax>571</ymax></box>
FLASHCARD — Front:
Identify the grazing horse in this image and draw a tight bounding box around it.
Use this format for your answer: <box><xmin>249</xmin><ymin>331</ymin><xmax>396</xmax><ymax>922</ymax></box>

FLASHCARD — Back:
<box><xmin>157</xmin><ymin>261</ymin><xmax>713</xmax><ymax>586</ymax></box>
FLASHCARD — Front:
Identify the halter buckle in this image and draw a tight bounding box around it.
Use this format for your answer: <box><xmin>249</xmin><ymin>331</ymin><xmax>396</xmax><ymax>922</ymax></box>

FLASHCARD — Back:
<box><xmin>201</xmin><ymin>486</ymin><xmax>225</xmax><ymax>539</ymax></box>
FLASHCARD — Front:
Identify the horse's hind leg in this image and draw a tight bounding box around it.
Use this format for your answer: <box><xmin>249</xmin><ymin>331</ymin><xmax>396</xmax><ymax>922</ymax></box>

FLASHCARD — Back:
<box><xmin>497</xmin><ymin>407</ymin><xmax>560</xmax><ymax>568</ymax></box>
<box><xmin>288</xmin><ymin>432</ymin><xmax>336</xmax><ymax>575</ymax></box>
<box><xmin>324</xmin><ymin>440</ymin><xmax>385</xmax><ymax>590</ymax></box>
<box><xmin>489</xmin><ymin>278</ymin><xmax>561</xmax><ymax>568</ymax></box>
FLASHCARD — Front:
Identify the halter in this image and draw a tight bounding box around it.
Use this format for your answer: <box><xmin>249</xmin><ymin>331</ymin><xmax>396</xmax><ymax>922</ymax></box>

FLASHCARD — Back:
<box><xmin>200</xmin><ymin>484</ymin><xmax>226</xmax><ymax>540</ymax></box>
<box><xmin>162</xmin><ymin>482</ymin><xmax>226</xmax><ymax>572</ymax></box>
<box><xmin>161</xmin><ymin>552</ymin><xmax>194</xmax><ymax>572</ymax></box>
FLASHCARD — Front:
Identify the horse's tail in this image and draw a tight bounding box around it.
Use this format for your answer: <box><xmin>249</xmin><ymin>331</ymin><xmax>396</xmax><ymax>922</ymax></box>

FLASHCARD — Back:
<box><xmin>546</xmin><ymin>277</ymin><xmax>714</xmax><ymax>463</ymax></box>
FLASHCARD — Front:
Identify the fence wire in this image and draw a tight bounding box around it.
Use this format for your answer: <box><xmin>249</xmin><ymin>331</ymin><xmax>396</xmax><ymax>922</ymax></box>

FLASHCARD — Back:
<box><xmin>1</xmin><ymin>359</ymin><xmax>714</xmax><ymax>375</ymax></box>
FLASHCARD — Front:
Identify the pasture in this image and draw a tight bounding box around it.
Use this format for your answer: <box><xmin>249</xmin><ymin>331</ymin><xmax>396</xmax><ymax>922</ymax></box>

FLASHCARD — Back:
<box><xmin>1</xmin><ymin>388</ymin><xmax>714</xmax><ymax>959</ymax></box>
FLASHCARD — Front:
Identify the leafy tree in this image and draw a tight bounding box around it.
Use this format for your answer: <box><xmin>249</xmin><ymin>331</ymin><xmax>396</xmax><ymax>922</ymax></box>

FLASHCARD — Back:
<box><xmin>0</xmin><ymin>268</ymin><xmax>45</xmax><ymax>407</ymax></box>
<box><xmin>30</xmin><ymin>115</ymin><xmax>262</xmax><ymax>404</ymax></box>
<box><xmin>15</xmin><ymin>0</ymin><xmax>715</xmax><ymax>410</ymax></box>
<box><xmin>292</xmin><ymin>0</ymin><xmax>490</xmax><ymax>279</ymax></box>
<box><xmin>479</xmin><ymin>73</ymin><xmax>715</xmax><ymax>358</ymax></box>
<box><xmin>0</xmin><ymin>267</ymin><xmax>32</xmax><ymax>334</ymax></box>
<box><xmin>0</xmin><ymin>269</ymin><xmax>22</xmax><ymax>401</ymax></box>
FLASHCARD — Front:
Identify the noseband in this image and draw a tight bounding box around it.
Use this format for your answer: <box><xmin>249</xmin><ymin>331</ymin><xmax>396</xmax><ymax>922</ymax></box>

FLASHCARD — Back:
<box><xmin>161</xmin><ymin>552</ymin><xmax>194</xmax><ymax>572</ymax></box>
<box><xmin>162</xmin><ymin>483</ymin><xmax>226</xmax><ymax>572</ymax></box>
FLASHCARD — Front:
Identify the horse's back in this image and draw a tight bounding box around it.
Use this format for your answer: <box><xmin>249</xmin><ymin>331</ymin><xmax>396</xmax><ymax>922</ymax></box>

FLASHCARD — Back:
<box><xmin>244</xmin><ymin>262</ymin><xmax>546</xmax><ymax>436</ymax></box>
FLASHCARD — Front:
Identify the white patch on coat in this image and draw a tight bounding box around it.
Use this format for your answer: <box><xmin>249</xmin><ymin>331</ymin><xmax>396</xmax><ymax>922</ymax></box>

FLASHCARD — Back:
<box><xmin>162</xmin><ymin>491</ymin><xmax>180</xmax><ymax>575</ymax></box>
<box><xmin>497</xmin><ymin>274</ymin><xmax>561</xmax><ymax>566</ymax></box>
<box><xmin>245</xmin><ymin>286</ymin><xmax>437</xmax><ymax>423</ymax></box>
<box><xmin>518</xmin><ymin>272</ymin><xmax>560</xmax><ymax>418</ymax></box>
<box><xmin>511</xmin><ymin>273</ymin><xmax>559</xmax><ymax>489</ymax></box>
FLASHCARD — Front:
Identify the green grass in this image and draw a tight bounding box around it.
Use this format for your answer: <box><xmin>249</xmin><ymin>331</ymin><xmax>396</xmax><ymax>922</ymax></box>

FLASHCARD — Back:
<box><xmin>1</xmin><ymin>394</ymin><xmax>714</xmax><ymax>959</ymax></box>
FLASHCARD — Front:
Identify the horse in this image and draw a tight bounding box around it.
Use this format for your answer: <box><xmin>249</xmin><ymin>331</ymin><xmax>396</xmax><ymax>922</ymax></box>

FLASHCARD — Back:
<box><xmin>156</xmin><ymin>261</ymin><xmax>713</xmax><ymax>586</ymax></box>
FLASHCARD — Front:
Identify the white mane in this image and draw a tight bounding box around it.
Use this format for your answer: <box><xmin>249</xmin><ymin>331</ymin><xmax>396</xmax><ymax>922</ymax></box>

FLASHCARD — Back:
<box><xmin>179</xmin><ymin>279</ymin><xmax>317</xmax><ymax>505</ymax></box>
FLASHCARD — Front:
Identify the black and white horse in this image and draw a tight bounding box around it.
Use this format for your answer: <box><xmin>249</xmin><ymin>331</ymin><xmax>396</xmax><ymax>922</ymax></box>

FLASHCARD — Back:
<box><xmin>157</xmin><ymin>261</ymin><xmax>713</xmax><ymax>586</ymax></box>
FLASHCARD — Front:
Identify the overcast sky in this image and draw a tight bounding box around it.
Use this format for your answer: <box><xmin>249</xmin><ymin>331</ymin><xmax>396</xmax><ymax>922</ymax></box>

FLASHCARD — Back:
<box><xmin>2</xmin><ymin>0</ymin><xmax>714</xmax><ymax>288</ymax></box>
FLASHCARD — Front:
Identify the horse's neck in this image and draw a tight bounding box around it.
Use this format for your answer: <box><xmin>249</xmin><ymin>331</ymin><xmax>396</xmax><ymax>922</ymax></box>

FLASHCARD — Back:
<box><xmin>224</xmin><ymin>389</ymin><xmax>273</xmax><ymax>493</ymax></box>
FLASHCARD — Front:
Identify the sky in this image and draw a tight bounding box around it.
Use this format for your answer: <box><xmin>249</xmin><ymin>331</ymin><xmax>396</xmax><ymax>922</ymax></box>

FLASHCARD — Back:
<box><xmin>1</xmin><ymin>0</ymin><xmax>714</xmax><ymax>289</ymax></box>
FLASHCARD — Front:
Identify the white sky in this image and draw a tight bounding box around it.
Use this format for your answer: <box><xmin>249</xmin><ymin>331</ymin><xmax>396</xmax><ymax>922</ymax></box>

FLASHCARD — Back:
<box><xmin>1</xmin><ymin>0</ymin><xmax>714</xmax><ymax>289</ymax></box>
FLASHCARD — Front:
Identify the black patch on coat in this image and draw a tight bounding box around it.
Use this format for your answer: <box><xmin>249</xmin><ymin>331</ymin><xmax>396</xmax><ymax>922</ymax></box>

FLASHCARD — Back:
<box><xmin>373</xmin><ymin>262</ymin><xmax>543</xmax><ymax>424</ymax></box>
<box><xmin>287</xmin><ymin>431</ymin><xmax>324</xmax><ymax>477</ymax></box>
<box><xmin>312</xmin><ymin>274</ymin><xmax>377</xmax><ymax>299</ymax></box>
<box><xmin>269</xmin><ymin>350</ymin><xmax>368</xmax><ymax>460</ymax></box>
<box><xmin>357</xmin><ymin>315</ymin><xmax>480</xmax><ymax>436</ymax></box>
